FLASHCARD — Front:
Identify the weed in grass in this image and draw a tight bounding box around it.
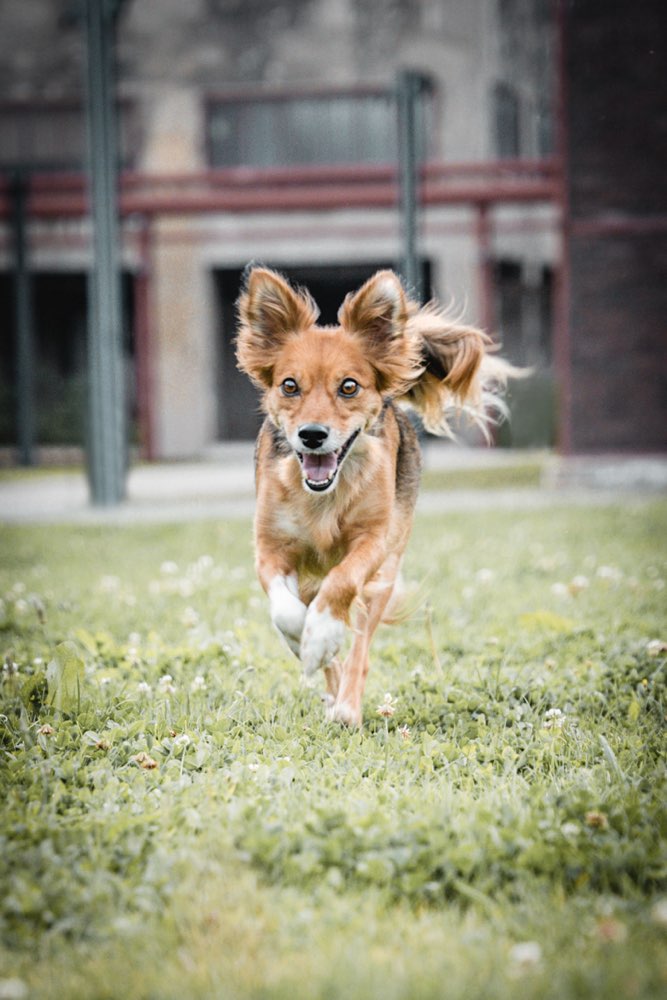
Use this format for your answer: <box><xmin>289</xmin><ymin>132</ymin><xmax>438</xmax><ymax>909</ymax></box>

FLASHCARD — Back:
<box><xmin>0</xmin><ymin>504</ymin><xmax>665</xmax><ymax>999</ymax></box>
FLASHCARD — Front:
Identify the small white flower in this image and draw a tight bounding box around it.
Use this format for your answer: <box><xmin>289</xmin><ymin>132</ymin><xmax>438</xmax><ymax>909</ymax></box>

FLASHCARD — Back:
<box><xmin>158</xmin><ymin>674</ymin><xmax>177</xmax><ymax>695</ymax></box>
<box><xmin>247</xmin><ymin>762</ymin><xmax>260</xmax><ymax>772</ymax></box>
<box><xmin>160</xmin><ymin>561</ymin><xmax>178</xmax><ymax>575</ymax></box>
<box><xmin>182</xmin><ymin>606</ymin><xmax>199</xmax><ymax>628</ymax></box>
<box><xmin>543</xmin><ymin>707</ymin><xmax>565</xmax><ymax>729</ymax></box>
<box><xmin>509</xmin><ymin>941</ymin><xmax>542</xmax><ymax>969</ymax></box>
<box><xmin>174</xmin><ymin>733</ymin><xmax>191</xmax><ymax>748</ymax></box>
<box><xmin>569</xmin><ymin>575</ymin><xmax>590</xmax><ymax>595</ymax></box>
<box><xmin>100</xmin><ymin>677</ymin><xmax>112</xmax><ymax>687</ymax></box>
<box><xmin>476</xmin><ymin>568</ymin><xmax>495</xmax><ymax>585</ymax></box>
<box><xmin>551</xmin><ymin>582</ymin><xmax>570</xmax><ymax>599</ymax></box>
<box><xmin>190</xmin><ymin>675</ymin><xmax>207</xmax><ymax>692</ymax></box>
<box><xmin>137</xmin><ymin>681</ymin><xmax>152</xmax><ymax>695</ymax></box>
<box><xmin>597</xmin><ymin>565</ymin><xmax>623</xmax><ymax>583</ymax></box>
<box><xmin>13</xmin><ymin>599</ymin><xmax>28</xmax><ymax>615</ymax></box>
<box><xmin>377</xmin><ymin>692</ymin><xmax>396</xmax><ymax>718</ymax></box>
<box><xmin>647</xmin><ymin>639</ymin><xmax>667</xmax><ymax>657</ymax></box>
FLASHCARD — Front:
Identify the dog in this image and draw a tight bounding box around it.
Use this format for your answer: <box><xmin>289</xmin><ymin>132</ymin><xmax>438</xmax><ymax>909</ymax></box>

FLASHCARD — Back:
<box><xmin>236</xmin><ymin>266</ymin><xmax>515</xmax><ymax>727</ymax></box>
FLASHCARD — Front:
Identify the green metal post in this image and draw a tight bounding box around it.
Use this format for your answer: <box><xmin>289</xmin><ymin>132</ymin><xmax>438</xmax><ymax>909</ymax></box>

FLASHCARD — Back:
<box><xmin>11</xmin><ymin>168</ymin><xmax>36</xmax><ymax>466</ymax></box>
<box><xmin>84</xmin><ymin>0</ymin><xmax>126</xmax><ymax>505</ymax></box>
<box><xmin>397</xmin><ymin>70</ymin><xmax>430</xmax><ymax>303</ymax></box>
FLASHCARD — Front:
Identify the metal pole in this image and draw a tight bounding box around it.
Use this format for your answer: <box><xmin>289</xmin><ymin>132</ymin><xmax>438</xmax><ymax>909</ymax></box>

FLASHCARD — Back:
<box><xmin>397</xmin><ymin>70</ymin><xmax>428</xmax><ymax>302</ymax></box>
<box><xmin>134</xmin><ymin>214</ymin><xmax>155</xmax><ymax>460</ymax></box>
<box><xmin>475</xmin><ymin>201</ymin><xmax>495</xmax><ymax>332</ymax></box>
<box><xmin>11</xmin><ymin>168</ymin><xmax>36</xmax><ymax>466</ymax></box>
<box><xmin>84</xmin><ymin>0</ymin><xmax>126</xmax><ymax>504</ymax></box>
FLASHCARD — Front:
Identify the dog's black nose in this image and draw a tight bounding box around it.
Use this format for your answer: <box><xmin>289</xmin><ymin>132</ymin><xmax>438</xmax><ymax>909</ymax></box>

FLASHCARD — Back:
<box><xmin>298</xmin><ymin>424</ymin><xmax>329</xmax><ymax>450</ymax></box>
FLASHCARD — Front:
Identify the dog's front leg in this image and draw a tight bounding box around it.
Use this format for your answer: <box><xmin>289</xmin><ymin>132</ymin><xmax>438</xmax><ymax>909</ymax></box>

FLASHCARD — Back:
<box><xmin>300</xmin><ymin>534</ymin><xmax>384</xmax><ymax>677</ymax></box>
<box><xmin>256</xmin><ymin>544</ymin><xmax>307</xmax><ymax>656</ymax></box>
<box><xmin>267</xmin><ymin>572</ymin><xmax>307</xmax><ymax>656</ymax></box>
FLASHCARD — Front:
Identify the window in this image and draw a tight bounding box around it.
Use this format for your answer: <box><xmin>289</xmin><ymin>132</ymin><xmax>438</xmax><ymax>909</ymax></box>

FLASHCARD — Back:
<box><xmin>207</xmin><ymin>90</ymin><xmax>432</xmax><ymax>168</ymax></box>
<box><xmin>493</xmin><ymin>83</ymin><xmax>520</xmax><ymax>159</ymax></box>
<box><xmin>0</xmin><ymin>101</ymin><xmax>137</xmax><ymax>171</ymax></box>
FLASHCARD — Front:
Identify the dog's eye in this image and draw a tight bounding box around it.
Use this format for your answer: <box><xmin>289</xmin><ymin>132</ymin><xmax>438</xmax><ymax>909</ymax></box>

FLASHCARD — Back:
<box><xmin>339</xmin><ymin>378</ymin><xmax>360</xmax><ymax>398</ymax></box>
<box><xmin>281</xmin><ymin>378</ymin><xmax>300</xmax><ymax>396</ymax></box>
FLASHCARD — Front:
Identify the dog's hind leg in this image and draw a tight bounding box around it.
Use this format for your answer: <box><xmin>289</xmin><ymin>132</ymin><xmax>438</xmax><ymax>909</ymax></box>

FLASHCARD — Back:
<box><xmin>327</xmin><ymin>555</ymin><xmax>400</xmax><ymax>727</ymax></box>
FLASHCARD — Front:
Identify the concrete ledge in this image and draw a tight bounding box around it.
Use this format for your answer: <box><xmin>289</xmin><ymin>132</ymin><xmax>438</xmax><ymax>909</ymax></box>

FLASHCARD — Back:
<box><xmin>545</xmin><ymin>454</ymin><xmax>667</xmax><ymax>492</ymax></box>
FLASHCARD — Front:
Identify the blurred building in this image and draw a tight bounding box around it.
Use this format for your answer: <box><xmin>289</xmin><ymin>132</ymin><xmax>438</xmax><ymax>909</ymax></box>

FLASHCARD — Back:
<box><xmin>0</xmin><ymin>0</ymin><xmax>662</xmax><ymax>459</ymax></box>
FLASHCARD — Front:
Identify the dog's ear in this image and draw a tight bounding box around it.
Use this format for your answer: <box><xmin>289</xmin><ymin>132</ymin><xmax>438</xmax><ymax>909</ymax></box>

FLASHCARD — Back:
<box><xmin>339</xmin><ymin>271</ymin><xmax>420</xmax><ymax>394</ymax></box>
<box><xmin>236</xmin><ymin>268</ymin><xmax>318</xmax><ymax>387</ymax></box>
<box><xmin>338</xmin><ymin>270</ymin><xmax>407</xmax><ymax>347</ymax></box>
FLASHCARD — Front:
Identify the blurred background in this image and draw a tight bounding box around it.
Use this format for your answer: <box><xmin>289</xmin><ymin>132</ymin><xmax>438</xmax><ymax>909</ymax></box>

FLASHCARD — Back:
<box><xmin>0</xmin><ymin>0</ymin><xmax>664</xmax><ymax>469</ymax></box>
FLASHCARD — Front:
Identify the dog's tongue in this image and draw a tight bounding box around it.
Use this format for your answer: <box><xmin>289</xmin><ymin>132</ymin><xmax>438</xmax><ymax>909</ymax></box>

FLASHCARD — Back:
<box><xmin>302</xmin><ymin>452</ymin><xmax>337</xmax><ymax>482</ymax></box>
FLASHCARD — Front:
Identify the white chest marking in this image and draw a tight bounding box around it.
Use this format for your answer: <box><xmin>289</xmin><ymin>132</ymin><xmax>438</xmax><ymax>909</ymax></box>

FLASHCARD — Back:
<box><xmin>274</xmin><ymin>510</ymin><xmax>302</xmax><ymax>539</ymax></box>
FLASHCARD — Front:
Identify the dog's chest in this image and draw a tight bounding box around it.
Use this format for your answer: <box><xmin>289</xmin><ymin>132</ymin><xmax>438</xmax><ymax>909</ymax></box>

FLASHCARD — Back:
<box><xmin>273</xmin><ymin>501</ymin><xmax>348</xmax><ymax>569</ymax></box>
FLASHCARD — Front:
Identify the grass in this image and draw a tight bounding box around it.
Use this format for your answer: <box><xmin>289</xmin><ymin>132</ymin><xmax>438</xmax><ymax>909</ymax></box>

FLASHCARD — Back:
<box><xmin>0</xmin><ymin>466</ymin><xmax>83</xmax><ymax>482</ymax></box>
<box><xmin>0</xmin><ymin>503</ymin><xmax>666</xmax><ymax>999</ymax></box>
<box><xmin>420</xmin><ymin>460</ymin><xmax>544</xmax><ymax>492</ymax></box>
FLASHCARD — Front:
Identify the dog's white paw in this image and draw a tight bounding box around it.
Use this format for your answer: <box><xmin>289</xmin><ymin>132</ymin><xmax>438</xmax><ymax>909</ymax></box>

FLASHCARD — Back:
<box><xmin>268</xmin><ymin>574</ymin><xmax>307</xmax><ymax>656</ymax></box>
<box><xmin>300</xmin><ymin>604</ymin><xmax>346</xmax><ymax>676</ymax></box>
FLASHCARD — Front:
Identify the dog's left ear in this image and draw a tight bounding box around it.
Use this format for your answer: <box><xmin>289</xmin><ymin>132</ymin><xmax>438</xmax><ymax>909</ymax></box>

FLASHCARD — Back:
<box><xmin>338</xmin><ymin>270</ymin><xmax>407</xmax><ymax>346</ymax></box>
<box><xmin>339</xmin><ymin>271</ymin><xmax>420</xmax><ymax>394</ymax></box>
<box><xmin>236</xmin><ymin>268</ymin><xmax>319</xmax><ymax>387</ymax></box>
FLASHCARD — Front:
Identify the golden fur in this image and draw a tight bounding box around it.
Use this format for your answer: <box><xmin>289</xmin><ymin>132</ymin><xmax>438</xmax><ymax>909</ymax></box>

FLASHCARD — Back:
<box><xmin>236</xmin><ymin>266</ymin><xmax>515</xmax><ymax>727</ymax></box>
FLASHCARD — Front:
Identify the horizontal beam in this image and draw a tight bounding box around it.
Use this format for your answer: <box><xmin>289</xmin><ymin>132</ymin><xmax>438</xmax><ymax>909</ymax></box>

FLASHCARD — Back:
<box><xmin>0</xmin><ymin>159</ymin><xmax>562</xmax><ymax>219</ymax></box>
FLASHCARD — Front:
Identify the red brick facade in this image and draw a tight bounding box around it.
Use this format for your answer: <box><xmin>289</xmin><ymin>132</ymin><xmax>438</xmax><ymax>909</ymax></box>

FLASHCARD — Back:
<box><xmin>564</xmin><ymin>0</ymin><xmax>667</xmax><ymax>452</ymax></box>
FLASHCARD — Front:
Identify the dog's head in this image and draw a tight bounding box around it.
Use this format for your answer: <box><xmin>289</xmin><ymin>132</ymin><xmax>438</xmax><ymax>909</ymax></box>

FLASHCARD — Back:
<box><xmin>236</xmin><ymin>267</ymin><xmax>421</xmax><ymax>494</ymax></box>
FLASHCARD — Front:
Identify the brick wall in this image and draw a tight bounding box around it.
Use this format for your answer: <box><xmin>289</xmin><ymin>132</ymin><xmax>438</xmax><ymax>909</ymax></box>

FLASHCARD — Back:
<box><xmin>565</xmin><ymin>0</ymin><xmax>667</xmax><ymax>452</ymax></box>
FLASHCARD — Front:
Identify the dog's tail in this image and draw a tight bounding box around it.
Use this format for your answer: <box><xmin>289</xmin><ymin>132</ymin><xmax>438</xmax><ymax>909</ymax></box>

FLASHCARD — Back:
<box><xmin>397</xmin><ymin>299</ymin><xmax>524</xmax><ymax>439</ymax></box>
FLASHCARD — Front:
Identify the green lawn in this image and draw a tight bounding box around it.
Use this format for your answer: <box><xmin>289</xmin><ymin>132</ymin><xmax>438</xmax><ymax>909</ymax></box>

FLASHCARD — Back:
<box><xmin>0</xmin><ymin>503</ymin><xmax>666</xmax><ymax>1000</ymax></box>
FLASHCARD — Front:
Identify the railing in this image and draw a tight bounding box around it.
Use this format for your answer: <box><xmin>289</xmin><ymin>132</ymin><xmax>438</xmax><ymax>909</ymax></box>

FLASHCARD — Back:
<box><xmin>0</xmin><ymin>158</ymin><xmax>562</xmax><ymax>218</ymax></box>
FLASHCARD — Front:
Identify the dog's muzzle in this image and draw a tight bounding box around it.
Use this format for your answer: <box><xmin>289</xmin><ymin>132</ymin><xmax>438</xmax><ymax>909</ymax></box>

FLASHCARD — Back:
<box><xmin>296</xmin><ymin>428</ymin><xmax>360</xmax><ymax>493</ymax></box>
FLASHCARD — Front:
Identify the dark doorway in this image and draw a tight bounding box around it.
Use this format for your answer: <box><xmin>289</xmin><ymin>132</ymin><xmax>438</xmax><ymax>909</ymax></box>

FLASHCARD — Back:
<box><xmin>493</xmin><ymin>259</ymin><xmax>556</xmax><ymax>447</ymax></box>
<box><xmin>0</xmin><ymin>272</ymin><xmax>134</xmax><ymax>448</ymax></box>
<box><xmin>214</xmin><ymin>261</ymin><xmax>431</xmax><ymax>440</ymax></box>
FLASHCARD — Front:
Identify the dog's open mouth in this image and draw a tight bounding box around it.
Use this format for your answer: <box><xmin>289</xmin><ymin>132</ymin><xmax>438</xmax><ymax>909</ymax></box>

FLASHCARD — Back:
<box><xmin>296</xmin><ymin>430</ymin><xmax>359</xmax><ymax>492</ymax></box>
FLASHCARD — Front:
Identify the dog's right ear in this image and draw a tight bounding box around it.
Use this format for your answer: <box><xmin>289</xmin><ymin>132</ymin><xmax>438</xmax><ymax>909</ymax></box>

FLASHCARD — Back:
<box><xmin>236</xmin><ymin>268</ymin><xmax>319</xmax><ymax>387</ymax></box>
